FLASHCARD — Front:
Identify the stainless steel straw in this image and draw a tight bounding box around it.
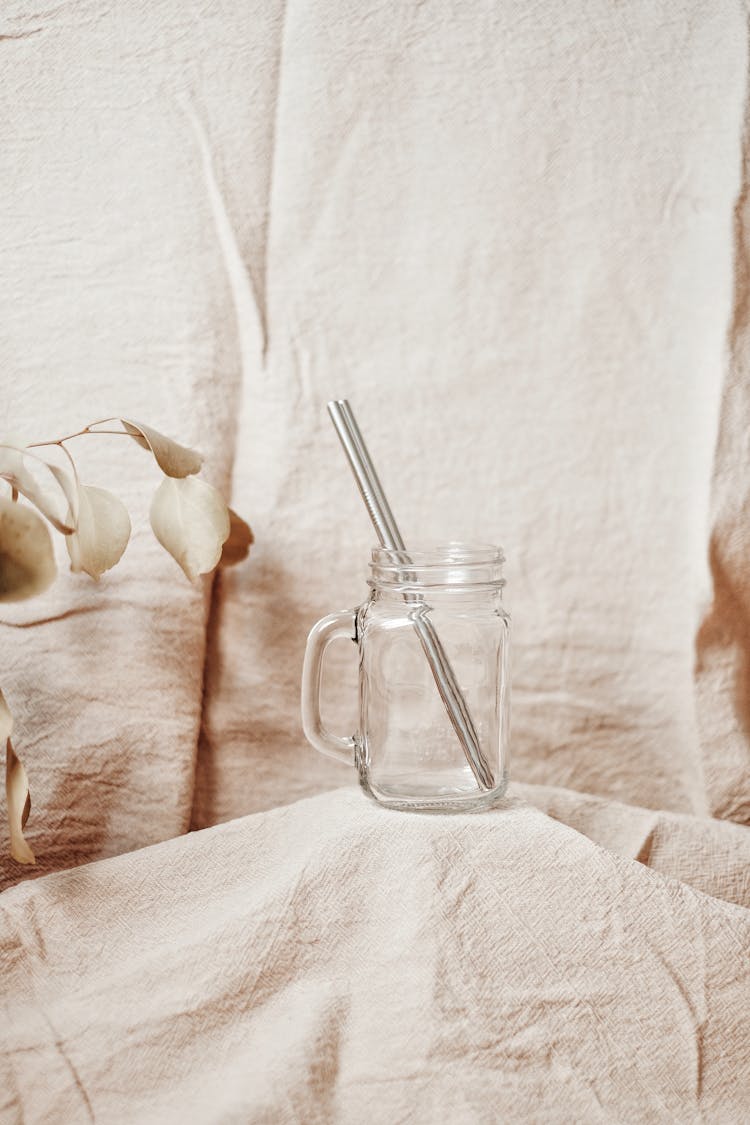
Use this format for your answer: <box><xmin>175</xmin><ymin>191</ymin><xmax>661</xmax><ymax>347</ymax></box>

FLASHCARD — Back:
<box><xmin>327</xmin><ymin>399</ymin><xmax>494</xmax><ymax>790</ymax></box>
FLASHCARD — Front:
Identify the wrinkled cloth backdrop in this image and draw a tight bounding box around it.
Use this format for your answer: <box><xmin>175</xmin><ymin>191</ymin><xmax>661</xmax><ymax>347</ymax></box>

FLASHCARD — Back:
<box><xmin>1</xmin><ymin>2</ymin><xmax>749</xmax><ymax>1122</ymax></box>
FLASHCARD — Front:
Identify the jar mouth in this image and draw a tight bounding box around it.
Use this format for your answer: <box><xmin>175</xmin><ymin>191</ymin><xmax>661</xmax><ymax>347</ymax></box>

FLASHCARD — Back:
<box><xmin>370</xmin><ymin>541</ymin><xmax>505</xmax><ymax>590</ymax></box>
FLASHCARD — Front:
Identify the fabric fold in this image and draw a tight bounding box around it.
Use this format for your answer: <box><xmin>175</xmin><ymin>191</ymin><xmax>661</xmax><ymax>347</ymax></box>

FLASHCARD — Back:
<box><xmin>2</xmin><ymin>789</ymin><xmax>748</xmax><ymax>1123</ymax></box>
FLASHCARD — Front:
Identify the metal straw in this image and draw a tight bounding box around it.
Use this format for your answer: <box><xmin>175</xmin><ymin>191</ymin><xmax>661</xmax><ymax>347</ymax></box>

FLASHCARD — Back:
<box><xmin>327</xmin><ymin>399</ymin><xmax>493</xmax><ymax>790</ymax></box>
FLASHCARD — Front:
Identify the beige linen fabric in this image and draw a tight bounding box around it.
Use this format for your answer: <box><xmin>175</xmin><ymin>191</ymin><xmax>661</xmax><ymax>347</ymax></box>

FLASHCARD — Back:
<box><xmin>516</xmin><ymin>781</ymin><xmax>750</xmax><ymax>909</ymax></box>
<box><xmin>1</xmin><ymin>2</ymin><xmax>749</xmax><ymax>1121</ymax></box>
<box><xmin>0</xmin><ymin>0</ymin><xmax>275</xmax><ymax>888</ymax></box>
<box><xmin>0</xmin><ymin>0</ymin><xmax>746</xmax><ymax>882</ymax></box>
<box><xmin>695</xmin><ymin>88</ymin><xmax>750</xmax><ymax>823</ymax></box>
<box><xmin>191</xmin><ymin>0</ymin><xmax>748</xmax><ymax>828</ymax></box>
<box><xmin>2</xmin><ymin>790</ymin><xmax>749</xmax><ymax>1124</ymax></box>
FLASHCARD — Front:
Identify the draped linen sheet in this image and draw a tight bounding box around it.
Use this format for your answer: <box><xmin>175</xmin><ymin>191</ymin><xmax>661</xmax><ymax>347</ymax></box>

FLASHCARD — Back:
<box><xmin>3</xmin><ymin>789</ymin><xmax>750</xmax><ymax>1123</ymax></box>
<box><xmin>1</xmin><ymin>1</ymin><xmax>749</xmax><ymax>1121</ymax></box>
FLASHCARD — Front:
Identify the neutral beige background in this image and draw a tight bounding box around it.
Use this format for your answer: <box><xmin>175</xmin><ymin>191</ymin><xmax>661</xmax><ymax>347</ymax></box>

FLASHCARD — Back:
<box><xmin>0</xmin><ymin>1</ymin><xmax>747</xmax><ymax>871</ymax></box>
<box><xmin>192</xmin><ymin>1</ymin><xmax>747</xmax><ymax>827</ymax></box>
<box><xmin>2</xmin><ymin>5</ymin><xmax>750</xmax><ymax>1122</ymax></box>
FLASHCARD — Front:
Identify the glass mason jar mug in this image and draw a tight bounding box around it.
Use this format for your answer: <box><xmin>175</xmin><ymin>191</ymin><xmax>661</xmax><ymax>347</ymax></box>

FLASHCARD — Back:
<box><xmin>301</xmin><ymin>543</ymin><xmax>510</xmax><ymax>812</ymax></box>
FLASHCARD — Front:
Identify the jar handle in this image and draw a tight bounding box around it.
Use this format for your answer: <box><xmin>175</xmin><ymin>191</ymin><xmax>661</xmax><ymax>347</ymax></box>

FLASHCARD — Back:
<box><xmin>301</xmin><ymin>610</ymin><xmax>358</xmax><ymax>766</ymax></box>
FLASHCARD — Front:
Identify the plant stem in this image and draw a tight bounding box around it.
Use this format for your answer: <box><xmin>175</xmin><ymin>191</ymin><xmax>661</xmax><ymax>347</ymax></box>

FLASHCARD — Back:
<box><xmin>28</xmin><ymin>424</ymin><xmax>131</xmax><ymax>448</ymax></box>
<box><xmin>54</xmin><ymin>441</ymin><xmax>78</xmax><ymax>479</ymax></box>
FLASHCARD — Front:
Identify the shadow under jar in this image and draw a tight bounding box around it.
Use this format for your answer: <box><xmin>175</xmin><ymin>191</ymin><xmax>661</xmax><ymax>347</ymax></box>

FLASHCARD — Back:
<box><xmin>301</xmin><ymin>543</ymin><xmax>510</xmax><ymax>812</ymax></box>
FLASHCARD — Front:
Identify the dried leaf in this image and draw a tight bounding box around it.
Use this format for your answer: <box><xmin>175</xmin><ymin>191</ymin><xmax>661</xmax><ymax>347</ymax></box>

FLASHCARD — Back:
<box><xmin>218</xmin><ymin>508</ymin><xmax>253</xmax><ymax>568</ymax></box>
<box><xmin>0</xmin><ymin>496</ymin><xmax>57</xmax><ymax>602</ymax></box>
<box><xmin>0</xmin><ymin>443</ymin><xmax>24</xmax><ymax>480</ymax></box>
<box><xmin>120</xmin><ymin>420</ymin><xmax>202</xmax><ymax>478</ymax></box>
<box><xmin>1</xmin><ymin>690</ymin><xmax>34</xmax><ymax>865</ymax></box>
<box><xmin>0</xmin><ymin>689</ymin><xmax>12</xmax><ymax>753</ymax></box>
<box><xmin>0</xmin><ymin>442</ymin><xmax>77</xmax><ymax>534</ymax></box>
<box><xmin>66</xmin><ymin>484</ymin><xmax>131</xmax><ymax>580</ymax></box>
<box><xmin>150</xmin><ymin>476</ymin><xmax>230</xmax><ymax>580</ymax></box>
<box><xmin>6</xmin><ymin>740</ymin><xmax>34</xmax><ymax>864</ymax></box>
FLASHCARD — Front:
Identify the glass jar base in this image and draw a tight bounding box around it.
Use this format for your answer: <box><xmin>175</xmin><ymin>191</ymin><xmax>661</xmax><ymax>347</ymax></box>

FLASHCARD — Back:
<box><xmin>358</xmin><ymin>771</ymin><xmax>509</xmax><ymax>814</ymax></box>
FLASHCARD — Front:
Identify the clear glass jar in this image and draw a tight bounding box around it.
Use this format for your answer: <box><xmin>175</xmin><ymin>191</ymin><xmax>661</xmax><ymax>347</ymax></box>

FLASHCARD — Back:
<box><xmin>301</xmin><ymin>543</ymin><xmax>510</xmax><ymax>812</ymax></box>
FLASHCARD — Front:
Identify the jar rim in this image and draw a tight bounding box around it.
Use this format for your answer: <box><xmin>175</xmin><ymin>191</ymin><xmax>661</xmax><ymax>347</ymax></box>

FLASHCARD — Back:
<box><xmin>369</xmin><ymin>541</ymin><xmax>505</xmax><ymax>590</ymax></box>
<box><xmin>371</xmin><ymin>541</ymin><xmax>504</xmax><ymax>567</ymax></box>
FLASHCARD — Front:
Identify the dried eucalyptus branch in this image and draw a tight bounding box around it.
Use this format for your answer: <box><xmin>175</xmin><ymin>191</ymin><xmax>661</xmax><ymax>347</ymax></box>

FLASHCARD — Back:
<box><xmin>0</xmin><ymin>419</ymin><xmax>253</xmax><ymax>865</ymax></box>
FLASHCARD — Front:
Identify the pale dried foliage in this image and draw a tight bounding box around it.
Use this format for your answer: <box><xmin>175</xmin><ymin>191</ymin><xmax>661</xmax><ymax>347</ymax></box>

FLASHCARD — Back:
<box><xmin>0</xmin><ymin>497</ymin><xmax>57</xmax><ymax>603</ymax></box>
<box><xmin>220</xmin><ymin>507</ymin><xmax>255</xmax><ymax>568</ymax></box>
<box><xmin>2</xmin><ymin>690</ymin><xmax>33</xmax><ymax>865</ymax></box>
<box><xmin>120</xmin><ymin>419</ymin><xmax>203</xmax><ymax>477</ymax></box>
<box><xmin>0</xmin><ymin>419</ymin><xmax>252</xmax><ymax>864</ymax></box>
<box><xmin>67</xmin><ymin>484</ymin><xmax>132</xmax><ymax>580</ymax></box>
